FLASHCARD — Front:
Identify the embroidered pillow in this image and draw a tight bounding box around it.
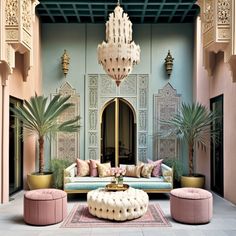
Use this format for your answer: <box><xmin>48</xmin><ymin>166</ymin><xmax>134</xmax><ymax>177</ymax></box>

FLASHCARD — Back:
<box><xmin>76</xmin><ymin>159</ymin><xmax>90</xmax><ymax>177</ymax></box>
<box><xmin>148</xmin><ymin>159</ymin><xmax>163</xmax><ymax>177</ymax></box>
<box><xmin>125</xmin><ymin>165</ymin><xmax>143</xmax><ymax>178</ymax></box>
<box><xmin>162</xmin><ymin>169</ymin><xmax>173</xmax><ymax>183</ymax></box>
<box><xmin>141</xmin><ymin>163</ymin><xmax>154</xmax><ymax>178</ymax></box>
<box><xmin>97</xmin><ymin>162</ymin><xmax>111</xmax><ymax>177</ymax></box>
<box><xmin>89</xmin><ymin>159</ymin><xmax>100</xmax><ymax>177</ymax></box>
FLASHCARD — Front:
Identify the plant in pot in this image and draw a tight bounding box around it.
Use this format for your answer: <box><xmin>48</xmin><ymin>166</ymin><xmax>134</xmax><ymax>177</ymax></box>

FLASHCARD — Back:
<box><xmin>161</xmin><ymin>102</ymin><xmax>219</xmax><ymax>188</ymax></box>
<box><xmin>10</xmin><ymin>94</ymin><xmax>80</xmax><ymax>189</ymax></box>
<box><xmin>50</xmin><ymin>158</ymin><xmax>72</xmax><ymax>189</ymax></box>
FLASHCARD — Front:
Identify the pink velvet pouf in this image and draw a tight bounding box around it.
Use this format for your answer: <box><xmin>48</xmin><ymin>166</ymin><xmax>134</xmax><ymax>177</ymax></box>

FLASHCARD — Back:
<box><xmin>24</xmin><ymin>188</ymin><xmax>67</xmax><ymax>226</ymax></box>
<box><xmin>170</xmin><ymin>187</ymin><xmax>213</xmax><ymax>224</ymax></box>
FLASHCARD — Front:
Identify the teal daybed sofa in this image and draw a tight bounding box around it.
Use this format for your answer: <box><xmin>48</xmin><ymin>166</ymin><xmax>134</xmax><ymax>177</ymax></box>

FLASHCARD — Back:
<box><xmin>64</xmin><ymin>163</ymin><xmax>173</xmax><ymax>194</ymax></box>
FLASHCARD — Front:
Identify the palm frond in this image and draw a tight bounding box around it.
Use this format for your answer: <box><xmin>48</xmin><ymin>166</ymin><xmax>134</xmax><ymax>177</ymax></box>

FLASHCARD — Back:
<box><xmin>10</xmin><ymin>94</ymin><xmax>80</xmax><ymax>173</ymax></box>
<box><xmin>159</xmin><ymin>102</ymin><xmax>220</xmax><ymax>175</ymax></box>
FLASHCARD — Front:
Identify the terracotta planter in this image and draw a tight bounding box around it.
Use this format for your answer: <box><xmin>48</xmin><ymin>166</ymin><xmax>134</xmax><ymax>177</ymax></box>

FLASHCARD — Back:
<box><xmin>27</xmin><ymin>172</ymin><xmax>53</xmax><ymax>190</ymax></box>
<box><xmin>180</xmin><ymin>174</ymin><xmax>205</xmax><ymax>188</ymax></box>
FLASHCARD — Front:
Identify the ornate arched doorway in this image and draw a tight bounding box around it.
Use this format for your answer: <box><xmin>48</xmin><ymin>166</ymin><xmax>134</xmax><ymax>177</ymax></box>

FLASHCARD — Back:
<box><xmin>100</xmin><ymin>98</ymin><xmax>136</xmax><ymax>167</ymax></box>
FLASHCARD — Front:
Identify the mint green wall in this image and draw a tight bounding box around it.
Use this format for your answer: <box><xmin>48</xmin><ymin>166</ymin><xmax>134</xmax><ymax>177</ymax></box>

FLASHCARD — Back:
<box><xmin>41</xmin><ymin>23</ymin><xmax>193</xmax><ymax>168</ymax></box>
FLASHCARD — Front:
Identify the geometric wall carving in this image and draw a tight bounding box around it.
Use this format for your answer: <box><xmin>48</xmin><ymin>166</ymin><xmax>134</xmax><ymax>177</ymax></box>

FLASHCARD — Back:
<box><xmin>86</xmin><ymin>74</ymin><xmax>149</xmax><ymax>162</ymax></box>
<box><xmin>153</xmin><ymin>83</ymin><xmax>181</xmax><ymax>160</ymax></box>
<box><xmin>51</xmin><ymin>82</ymin><xmax>80</xmax><ymax>162</ymax></box>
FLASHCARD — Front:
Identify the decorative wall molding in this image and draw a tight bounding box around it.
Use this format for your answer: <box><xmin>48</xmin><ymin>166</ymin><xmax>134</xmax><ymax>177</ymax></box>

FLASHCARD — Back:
<box><xmin>51</xmin><ymin>82</ymin><xmax>80</xmax><ymax>162</ymax></box>
<box><xmin>0</xmin><ymin>0</ymin><xmax>39</xmax><ymax>81</ymax></box>
<box><xmin>198</xmin><ymin>0</ymin><xmax>236</xmax><ymax>81</ymax></box>
<box><xmin>153</xmin><ymin>83</ymin><xmax>181</xmax><ymax>160</ymax></box>
<box><xmin>86</xmin><ymin>74</ymin><xmax>149</xmax><ymax>162</ymax></box>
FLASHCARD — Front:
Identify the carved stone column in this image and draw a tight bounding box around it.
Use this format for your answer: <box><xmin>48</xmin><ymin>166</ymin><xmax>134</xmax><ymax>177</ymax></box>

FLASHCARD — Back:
<box><xmin>198</xmin><ymin>0</ymin><xmax>236</xmax><ymax>81</ymax></box>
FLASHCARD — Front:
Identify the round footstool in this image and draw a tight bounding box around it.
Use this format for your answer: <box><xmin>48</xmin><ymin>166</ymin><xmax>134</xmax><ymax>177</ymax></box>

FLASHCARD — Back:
<box><xmin>87</xmin><ymin>187</ymin><xmax>149</xmax><ymax>221</ymax></box>
<box><xmin>170</xmin><ymin>187</ymin><xmax>213</xmax><ymax>224</ymax></box>
<box><xmin>24</xmin><ymin>188</ymin><xmax>67</xmax><ymax>225</ymax></box>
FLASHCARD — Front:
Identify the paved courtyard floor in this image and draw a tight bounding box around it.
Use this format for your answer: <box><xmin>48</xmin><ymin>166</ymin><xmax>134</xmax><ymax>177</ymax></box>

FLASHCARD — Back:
<box><xmin>0</xmin><ymin>191</ymin><xmax>236</xmax><ymax>236</ymax></box>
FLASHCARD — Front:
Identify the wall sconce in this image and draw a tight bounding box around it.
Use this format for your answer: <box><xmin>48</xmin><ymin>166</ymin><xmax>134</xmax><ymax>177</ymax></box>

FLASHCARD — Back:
<box><xmin>164</xmin><ymin>50</ymin><xmax>174</xmax><ymax>77</ymax></box>
<box><xmin>61</xmin><ymin>49</ymin><xmax>70</xmax><ymax>77</ymax></box>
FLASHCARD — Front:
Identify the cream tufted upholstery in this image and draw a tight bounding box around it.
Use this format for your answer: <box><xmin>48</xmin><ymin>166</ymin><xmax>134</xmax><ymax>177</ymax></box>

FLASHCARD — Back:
<box><xmin>87</xmin><ymin>187</ymin><xmax>149</xmax><ymax>221</ymax></box>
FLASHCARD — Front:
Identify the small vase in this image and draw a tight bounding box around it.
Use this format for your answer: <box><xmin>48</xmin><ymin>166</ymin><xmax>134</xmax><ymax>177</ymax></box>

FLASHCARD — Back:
<box><xmin>117</xmin><ymin>175</ymin><xmax>123</xmax><ymax>187</ymax></box>
<box><xmin>111</xmin><ymin>176</ymin><xmax>116</xmax><ymax>185</ymax></box>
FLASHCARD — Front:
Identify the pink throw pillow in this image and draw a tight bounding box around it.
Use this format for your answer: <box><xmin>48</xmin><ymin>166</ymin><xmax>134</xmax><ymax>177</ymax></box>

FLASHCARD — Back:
<box><xmin>89</xmin><ymin>159</ymin><xmax>100</xmax><ymax>177</ymax></box>
<box><xmin>76</xmin><ymin>159</ymin><xmax>90</xmax><ymax>177</ymax></box>
<box><xmin>148</xmin><ymin>159</ymin><xmax>163</xmax><ymax>177</ymax></box>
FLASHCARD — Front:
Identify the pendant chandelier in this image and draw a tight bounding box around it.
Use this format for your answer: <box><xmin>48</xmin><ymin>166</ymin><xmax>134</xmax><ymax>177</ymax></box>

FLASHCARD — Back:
<box><xmin>97</xmin><ymin>1</ymin><xmax>140</xmax><ymax>86</ymax></box>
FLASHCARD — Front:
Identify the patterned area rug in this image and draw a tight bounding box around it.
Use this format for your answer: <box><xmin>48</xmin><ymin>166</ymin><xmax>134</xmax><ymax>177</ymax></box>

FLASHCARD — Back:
<box><xmin>61</xmin><ymin>203</ymin><xmax>171</xmax><ymax>228</ymax></box>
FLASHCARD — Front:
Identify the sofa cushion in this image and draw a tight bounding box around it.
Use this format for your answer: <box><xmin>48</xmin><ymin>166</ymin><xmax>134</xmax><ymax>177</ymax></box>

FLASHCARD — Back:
<box><xmin>125</xmin><ymin>165</ymin><xmax>143</xmax><ymax>178</ymax></box>
<box><xmin>97</xmin><ymin>162</ymin><xmax>111</xmax><ymax>177</ymax></box>
<box><xmin>148</xmin><ymin>159</ymin><xmax>163</xmax><ymax>177</ymax></box>
<box><xmin>89</xmin><ymin>159</ymin><xmax>100</xmax><ymax>177</ymax></box>
<box><xmin>77</xmin><ymin>159</ymin><xmax>90</xmax><ymax>177</ymax></box>
<box><xmin>141</xmin><ymin>163</ymin><xmax>154</xmax><ymax>178</ymax></box>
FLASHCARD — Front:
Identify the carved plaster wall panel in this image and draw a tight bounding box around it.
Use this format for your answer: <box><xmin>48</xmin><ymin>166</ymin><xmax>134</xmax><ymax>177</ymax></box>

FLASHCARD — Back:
<box><xmin>217</xmin><ymin>0</ymin><xmax>231</xmax><ymax>25</ymax></box>
<box><xmin>120</xmin><ymin>75</ymin><xmax>137</xmax><ymax>96</ymax></box>
<box><xmin>100</xmin><ymin>74</ymin><xmax>116</xmax><ymax>96</ymax></box>
<box><xmin>51</xmin><ymin>82</ymin><xmax>80</xmax><ymax>162</ymax></box>
<box><xmin>22</xmin><ymin>0</ymin><xmax>31</xmax><ymax>32</ymax></box>
<box><xmin>89</xmin><ymin>110</ymin><xmax>98</xmax><ymax>130</ymax></box>
<box><xmin>138</xmin><ymin>149</ymin><xmax>147</xmax><ymax>163</ymax></box>
<box><xmin>86</xmin><ymin>74</ymin><xmax>149</xmax><ymax>162</ymax></box>
<box><xmin>153</xmin><ymin>83</ymin><xmax>181</xmax><ymax>160</ymax></box>
<box><xmin>138</xmin><ymin>111</ymin><xmax>147</xmax><ymax>131</ymax></box>
<box><xmin>89</xmin><ymin>149</ymin><xmax>98</xmax><ymax>160</ymax></box>
<box><xmin>89</xmin><ymin>88</ymin><xmax>98</xmax><ymax>108</ymax></box>
<box><xmin>158</xmin><ymin>139</ymin><xmax>178</xmax><ymax>159</ymax></box>
<box><xmin>137</xmin><ymin>74</ymin><xmax>149</xmax><ymax>162</ymax></box>
<box><xmin>139</xmin><ymin>133</ymin><xmax>147</xmax><ymax>147</ymax></box>
<box><xmin>5</xmin><ymin>0</ymin><xmax>18</xmax><ymax>26</ymax></box>
<box><xmin>87</xmin><ymin>75</ymin><xmax>99</xmax><ymax>160</ymax></box>
<box><xmin>217</xmin><ymin>28</ymin><xmax>230</xmax><ymax>40</ymax></box>
<box><xmin>203</xmin><ymin>28</ymin><xmax>214</xmax><ymax>47</ymax></box>
<box><xmin>89</xmin><ymin>132</ymin><xmax>98</xmax><ymax>146</ymax></box>
<box><xmin>203</xmin><ymin>0</ymin><xmax>214</xmax><ymax>33</ymax></box>
<box><xmin>5</xmin><ymin>29</ymin><xmax>18</xmax><ymax>41</ymax></box>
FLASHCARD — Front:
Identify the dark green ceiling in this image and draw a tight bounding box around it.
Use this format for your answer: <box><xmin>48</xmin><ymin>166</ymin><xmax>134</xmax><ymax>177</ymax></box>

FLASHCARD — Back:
<box><xmin>36</xmin><ymin>0</ymin><xmax>199</xmax><ymax>24</ymax></box>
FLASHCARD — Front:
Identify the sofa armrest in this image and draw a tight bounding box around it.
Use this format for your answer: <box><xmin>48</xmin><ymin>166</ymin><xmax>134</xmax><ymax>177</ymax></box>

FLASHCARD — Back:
<box><xmin>64</xmin><ymin>163</ymin><xmax>77</xmax><ymax>188</ymax></box>
<box><xmin>161</xmin><ymin>163</ymin><xmax>173</xmax><ymax>187</ymax></box>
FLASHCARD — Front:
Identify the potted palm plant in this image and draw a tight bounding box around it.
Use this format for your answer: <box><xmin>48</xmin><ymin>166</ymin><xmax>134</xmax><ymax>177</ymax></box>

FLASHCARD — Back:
<box><xmin>161</xmin><ymin>102</ymin><xmax>219</xmax><ymax>188</ymax></box>
<box><xmin>10</xmin><ymin>94</ymin><xmax>80</xmax><ymax>189</ymax></box>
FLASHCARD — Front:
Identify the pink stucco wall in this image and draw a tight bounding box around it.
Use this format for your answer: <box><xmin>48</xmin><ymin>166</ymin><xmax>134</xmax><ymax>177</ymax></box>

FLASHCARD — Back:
<box><xmin>210</xmin><ymin>53</ymin><xmax>236</xmax><ymax>205</ymax></box>
<box><xmin>194</xmin><ymin>18</ymin><xmax>236</xmax><ymax>205</ymax></box>
<box><xmin>1</xmin><ymin>16</ymin><xmax>42</xmax><ymax>202</ymax></box>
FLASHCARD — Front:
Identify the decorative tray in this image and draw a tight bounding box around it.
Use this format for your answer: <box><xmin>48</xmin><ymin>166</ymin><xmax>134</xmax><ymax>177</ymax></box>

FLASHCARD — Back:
<box><xmin>105</xmin><ymin>183</ymin><xmax>129</xmax><ymax>191</ymax></box>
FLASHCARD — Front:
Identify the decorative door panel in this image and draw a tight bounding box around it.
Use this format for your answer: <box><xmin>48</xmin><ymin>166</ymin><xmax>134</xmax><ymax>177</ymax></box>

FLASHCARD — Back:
<box><xmin>153</xmin><ymin>83</ymin><xmax>181</xmax><ymax>160</ymax></box>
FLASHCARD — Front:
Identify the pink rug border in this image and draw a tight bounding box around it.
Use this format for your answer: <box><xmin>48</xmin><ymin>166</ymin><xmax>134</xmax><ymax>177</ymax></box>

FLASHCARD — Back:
<box><xmin>61</xmin><ymin>203</ymin><xmax>171</xmax><ymax>228</ymax></box>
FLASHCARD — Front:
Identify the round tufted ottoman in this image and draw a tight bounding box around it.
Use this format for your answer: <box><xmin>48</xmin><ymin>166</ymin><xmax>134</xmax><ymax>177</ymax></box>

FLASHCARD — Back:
<box><xmin>24</xmin><ymin>188</ymin><xmax>67</xmax><ymax>225</ymax></box>
<box><xmin>170</xmin><ymin>187</ymin><xmax>213</xmax><ymax>224</ymax></box>
<box><xmin>87</xmin><ymin>187</ymin><xmax>149</xmax><ymax>221</ymax></box>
